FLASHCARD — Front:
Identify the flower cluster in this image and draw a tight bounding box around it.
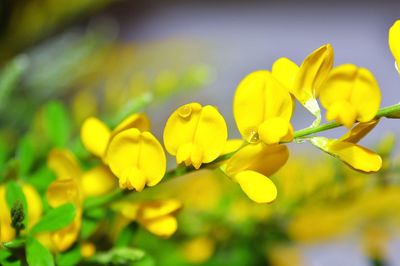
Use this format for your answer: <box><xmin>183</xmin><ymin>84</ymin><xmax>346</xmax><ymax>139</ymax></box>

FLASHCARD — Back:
<box><xmin>63</xmin><ymin>19</ymin><xmax>400</xmax><ymax>208</ymax></box>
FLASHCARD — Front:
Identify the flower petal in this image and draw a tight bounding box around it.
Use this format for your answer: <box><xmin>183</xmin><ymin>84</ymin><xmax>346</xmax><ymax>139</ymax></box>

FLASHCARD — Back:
<box><xmin>46</xmin><ymin>179</ymin><xmax>81</xmax><ymax>207</ymax></box>
<box><xmin>233</xmin><ymin>71</ymin><xmax>292</xmax><ymax>142</ymax></box>
<box><xmin>140</xmin><ymin>215</ymin><xmax>178</xmax><ymax>238</ymax></box>
<box><xmin>221</xmin><ymin>139</ymin><xmax>244</xmax><ymax>155</ymax></box>
<box><xmin>339</xmin><ymin>119</ymin><xmax>379</xmax><ymax>144</ymax></box>
<box><xmin>234</xmin><ymin>170</ymin><xmax>277</xmax><ymax>203</ymax></box>
<box><xmin>272</xmin><ymin>57</ymin><xmax>299</xmax><ymax>92</ymax></box>
<box><xmin>258</xmin><ymin>117</ymin><xmax>294</xmax><ymax>144</ymax></box>
<box><xmin>310</xmin><ymin>137</ymin><xmax>382</xmax><ymax>173</ymax></box>
<box><xmin>47</xmin><ymin>149</ymin><xmax>82</xmax><ymax>180</ymax></box>
<box><xmin>389</xmin><ymin>20</ymin><xmax>400</xmax><ymax>71</ymax></box>
<box><xmin>193</xmin><ymin>105</ymin><xmax>228</xmax><ymax>163</ymax></box>
<box><xmin>80</xmin><ymin>166</ymin><xmax>117</xmax><ymax>197</ymax></box>
<box><xmin>111</xmin><ymin>113</ymin><xmax>150</xmax><ymax>139</ymax></box>
<box><xmin>80</xmin><ymin>117</ymin><xmax>111</xmax><ymax>158</ymax></box>
<box><xmin>107</xmin><ymin>128</ymin><xmax>166</xmax><ymax>191</ymax></box>
<box><xmin>164</xmin><ymin>103</ymin><xmax>202</xmax><ymax>155</ymax></box>
<box><xmin>349</xmin><ymin>68</ymin><xmax>381</xmax><ymax>122</ymax></box>
<box><xmin>226</xmin><ymin>143</ymin><xmax>289</xmax><ymax>177</ymax></box>
<box><xmin>138</xmin><ymin>199</ymin><xmax>182</xmax><ymax>221</ymax></box>
<box><xmin>295</xmin><ymin>44</ymin><xmax>334</xmax><ymax>102</ymax></box>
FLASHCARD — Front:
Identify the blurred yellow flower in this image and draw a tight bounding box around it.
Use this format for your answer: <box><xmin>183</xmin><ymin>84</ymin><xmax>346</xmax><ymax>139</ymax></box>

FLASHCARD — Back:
<box><xmin>224</xmin><ymin>143</ymin><xmax>289</xmax><ymax>203</ymax></box>
<box><xmin>164</xmin><ymin>103</ymin><xmax>227</xmax><ymax>169</ymax></box>
<box><xmin>389</xmin><ymin>20</ymin><xmax>400</xmax><ymax>73</ymax></box>
<box><xmin>309</xmin><ymin>120</ymin><xmax>382</xmax><ymax>173</ymax></box>
<box><xmin>106</xmin><ymin>128</ymin><xmax>166</xmax><ymax>191</ymax></box>
<box><xmin>181</xmin><ymin>236</ymin><xmax>215</xmax><ymax>264</ymax></box>
<box><xmin>81</xmin><ymin>113</ymin><xmax>150</xmax><ymax>161</ymax></box>
<box><xmin>319</xmin><ymin>64</ymin><xmax>381</xmax><ymax>128</ymax></box>
<box><xmin>0</xmin><ymin>184</ymin><xmax>42</xmax><ymax>242</ymax></box>
<box><xmin>234</xmin><ymin>71</ymin><xmax>293</xmax><ymax>144</ymax></box>
<box><xmin>81</xmin><ymin>242</ymin><xmax>96</xmax><ymax>258</ymax></box>
<box><xmin>47</xmin><ymin>148</ymin><xmax>116</xmax><ymax>251</ymax></box>
<box><xmin>119</xmin><ymin>199</ymin><xmax>182</xmax><ymax>238</ymax></box>
<box><xmin>272</xmin><ymin>44</ymin><xmax>334</xmax><ymax>125</ymax></box>
<box><xmin>46</xmin><ymin>178</ymin><xmax>81</xmax><ymax>252</ymax></box>
<box><xmin>48</xmin><ymin>149</ymin><xmax>116</xmax><ymax>198</ymax></box>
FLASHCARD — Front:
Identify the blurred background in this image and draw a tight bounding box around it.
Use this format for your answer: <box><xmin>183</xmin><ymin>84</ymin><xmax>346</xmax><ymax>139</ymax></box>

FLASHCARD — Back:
<box><xmin>1</xmin><ymin>0</ymin><xmax>400</xmax><ymax>265</ymax></box>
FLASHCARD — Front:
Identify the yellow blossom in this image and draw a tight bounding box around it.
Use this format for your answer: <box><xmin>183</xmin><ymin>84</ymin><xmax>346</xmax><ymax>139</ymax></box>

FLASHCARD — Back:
<box><xmin>233</xmin><ymin>71</ymin><xmax>293</xmax><ymax>144</ymax></box>
<box><xmin>106</xmin><ymin>128</ymin><xmax>166</xmax><ymax>191</ymax></box>
<box><xmin>309</xmin><ymin>120</ymin><xmax>382</xmax><ymax>173</ymax></box>
<box><xmin>181</xmin><ymin>236</ymin><xmax>215</xmax><ymax>264</ymax></box>
<box><xmin>47</xmin><ymin>148</ymin><xmax>116</xmax><ymax>251</ymax></box>
<box><xmin>46</xmin><ymin>178</ymin><xmax>82</xmax><ymax>252</ymax></box>
<box><xmin>164</xmin><ymin>102</ymin><xmax>227</xmax><ymax>169</ymax></box>
<box><xmin>319</xmin><ymin>64</ymin><xmax>381</xmax><ymax>128</ymax></box>
<box><xmin>119</xmin><ymin>199</ymin><xmax>182</xmax><ymax>238</ymax></box>
<box><xmin>224</xmin><ymin>143</ymin><xmax>289</xmax><ymax>203</ymax></box>
<box><xmin>81</xmin><ymin>242</ymin><xmax>96</xmax><ymax>258</ymax></box>
<box><xmin>80</xmin><ymin>113</ymin><xmax>150</xmax><ymax>161</ymax></box>
<box><xmin>272</xmin><ymin>44</ymin><xmax>334</xmax><ymax>125</ymax></box>
<box><xmin>48</xmin><ymin>149</ymin><xmax>116</xmax><ymax>198</ymax></box>
<box><xmin>389</xmin><ymin>20</ymin><xmax>400</xmax><ymax>73</ymax></box>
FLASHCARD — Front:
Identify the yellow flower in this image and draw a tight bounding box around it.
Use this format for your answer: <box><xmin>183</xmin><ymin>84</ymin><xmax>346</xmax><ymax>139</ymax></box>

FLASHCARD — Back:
<box><xmin>224</xmin><ymin>143</ymin><xmax>289</xmax><ymax>203</ymax></box>
<box><xmin>119</xmin><ymin>199</ymin><xmax>182</xmax><ymax>238</ymax></box>
<box><xmin>319</xmin><ymin>64</ymin><xmax>381</xmax><ymax>128</ymax></box>
<box><xmin>389</xmin><ymin>20</ymin><xmax>400</xmax><ymax>73</ymax></box>
<box><xmin>163</xmin><ymin>103</ymin><xmax>228</xmax><ymax>169</ymax></box>
<box><xmin>0</xmin><ymin>184</ymin><xmax>42</xmax><ymax>242</ymax></box>
<box><xmin>233</xmin><ymin>71</ymin><xmax>293</xmax><ymax>144</ymax></box>
<box><xmin>272</xmin><ymin>44</ymin><xmax>334</xmax><ymax>125</ymax></box>
<box><xmin>80</xmin><ymin>113</ymin><xmax>150</xmax><ymax>161</ymax></box>
<box><xmin>48</xmin><ymin>149</ymin><xmax>116</xmax><ymax>198</ymax></box>
<box><xmin>181</xmin><ymin>236</ymin><xmax>215</xmax><ymax>264</ymax></box>
<box><xmin>309</xmin><ymin>120</ymin><xmax>382</xmax><ymax>173</ymax></box>
<box><xmin>81</xmin><ymin>242</ymin><xmax>96</xmax><ymax>258</ymax></box>
<box><xmin>106</xmin><ymin>128</ymin><xmax>166</xmax><ymax>191</ymax></box>
<box><xmin>47</xmin><ymin>148</ymin><xmax>116</xmax><ymax>251</ymax></box>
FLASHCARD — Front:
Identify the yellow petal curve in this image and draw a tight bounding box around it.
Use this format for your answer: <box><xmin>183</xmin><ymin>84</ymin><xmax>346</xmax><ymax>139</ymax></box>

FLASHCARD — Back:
<box><xmin>226</xmin><ymin>143</ymin><xmax>289</xmax><ymax>177</ymax></box>
<box><xmin>80</xmin><ymin>117</ymin><xmax>111</xmax><ymax>158</ymax></box>
<box><xmin>234</xmin><ymin>170</ymin><xmax>277</xmax><ymax>203</ymax></box>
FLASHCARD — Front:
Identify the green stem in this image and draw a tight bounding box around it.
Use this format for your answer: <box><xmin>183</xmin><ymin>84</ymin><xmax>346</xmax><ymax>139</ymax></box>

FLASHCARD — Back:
<box><xmin>83</xmin><ymin>103</ymin><xmax>400</xmax><ymax>210</ymax></box>
<box><xmin>294</xmin><ymin>103</ymin><xmax>400</xmax><ymax>139</ymax></box>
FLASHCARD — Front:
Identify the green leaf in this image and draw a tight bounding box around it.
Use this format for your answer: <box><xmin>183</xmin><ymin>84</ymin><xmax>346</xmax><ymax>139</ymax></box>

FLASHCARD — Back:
<box><xmin>3</xmin><ymin>239</ymin><xmax>25</xmax><ymax>249</ymax></box>
<box><xmin>134</xmin><ymin>255</ymin><xmax>156</xmax><ymax>266</ymax></box>
<box><xmin>88</xmin><ymin>247</ymin><xmax>145</xmax><ymax>265</ymax></box>
<box><xmin>80</xmin><ymin>208</ymin><xmax>106</xmax><ymax>239</ymax></box>
<box><xmin>2</xmin><ymin>259</ymin><xmax>22</xmax><ymax>266</ymax></box>
<box><xmin>43</xmin><ymin>101</ymin><xmax>71</xmax><ymax>147</ymax></box>
<box><xmin>5</xmin><ymin>181</ymin><xmax>28</xmax><ymax>226</ymax></box>
<box><xmin>26</xmin><ymin>236</ymin><xmax>55</xmax><ymax>266</ymax></box>
<box><xmin>81</xmin><ymin>218</ymin><xmax>98</xmax><ymax>239</ymax></box>
<box><xmin>28</xmin><ymin>166</ymin><xmax>56</xmax><ymax>193</ymax></box>
<box><xmin>0</xmin><ymin>249</ymin><xmax>12</xmax><ymax>261</ymax></box>
<box><xmin>17</xmin><ymin>136</ymin><xmax>35</xmax><ymax>176</ymax></box>
<box><xmin>31</xmin><ymin>203</ymin><xmax>76</xmax><ymax>233</ymax></box>
<box><xmin>56</xmin><ymin>244</ymin><xmax>81</xmax><ymax>266</ymax></box>
<box><xmin>115</xmin><ymin>222</ymin><xmax>138</xmax><ymax>247</ymax></box>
